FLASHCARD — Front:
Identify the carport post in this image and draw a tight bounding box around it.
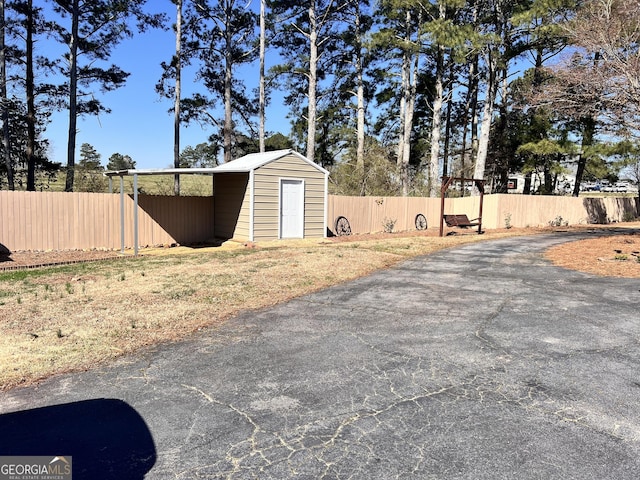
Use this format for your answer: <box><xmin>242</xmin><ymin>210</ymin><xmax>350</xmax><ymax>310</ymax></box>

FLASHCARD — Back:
<box><xmin>120</xmin><ymin>176</ymin><xmax>125</xmax><ymax>253</ymax></box>
<box><xmin>133</xmin><ymin>173</ymin><xmax>139</xmax><ymax>256</ymax></box>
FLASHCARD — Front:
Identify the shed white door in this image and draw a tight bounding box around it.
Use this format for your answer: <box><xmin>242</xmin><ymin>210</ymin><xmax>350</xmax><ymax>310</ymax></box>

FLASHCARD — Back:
<box><xmin>280</xmin><ymin>179</ymin><xmax>304</xmax><ymax>238</ymax></box>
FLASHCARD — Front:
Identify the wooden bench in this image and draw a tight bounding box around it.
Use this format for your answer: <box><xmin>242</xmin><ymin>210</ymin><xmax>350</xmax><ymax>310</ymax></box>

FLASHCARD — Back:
<box><xmin>443</xmin><ymin>214</ymin><xmax>483</xmax><ymax>234</ymax></box>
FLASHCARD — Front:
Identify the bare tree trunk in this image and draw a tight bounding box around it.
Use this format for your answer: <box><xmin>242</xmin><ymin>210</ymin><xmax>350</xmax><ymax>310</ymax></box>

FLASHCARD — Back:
<box><xmin>572</xmin><ymin>53</ymin><xmax>600</xmax><ymax>197</ymax></box>
<box><xmin>459</xmin><ymin>53</ymin><xmax>479</xmax><ymax>180</ymax></box>
<box><xmin>25</xmin><ymin>0</ymin><xmax>35</xmax><ymax>191</ymax></box>
<box><xmin>395</xmin><ymin>9</ymin><xmax>422</xmax><ymax>196</ymax></box>
<box><xmin>355</xmin><ymin>1</ymin><xmax>364</xmax><ymax>169</ymax></box>
<box><xmin>428</xmin><ymin>2</ymin><xmax>445</xmax><ymax>197</ymax></box>
<box><xmin>525</xmin><ymin>48</ymin><xmax>543</xmax><ymax>196</ymax></box>
<box><xmin>396</xmin><ymin>42</ymin><xmax>408</xmax><ymax>167</ymax></box>
<box><xmin>459</xmin><ymin>0</ymin><xmax>478</xmax><ymax>184</ymax></box>
<box><xmin>0</xmin><ymin>0</ymin><xmax>14</xmax><ymax>190</ymax></box>
<box><xmin>306</xmin><ymin>3</ymin><xmax>318</xmax><ymax>163</ymax></box>
<box><xmin>401</xmin><ymin>47</ymin><xmax>418</xmax><ymax>196</ymax></box>
<box><xmin>442</xmin><ymin>58</ymin><xmax>455</xmax><ymax>179</ymax></box>
<box><xmin>473</xmin><ymin>50</ymin><xmax>496</xmax><ymax>183</ymax></box>
<box><xmin>259</xmin><ymin>0</ymin><xmax>266</xmax><ymax>153</ymax></box>
<box><xmin>429</xmin><ymin>45</ymin><xmax>443</xmax><ymax>197</ymax></box>
<box><xmin>223</xmin><ymin>0</ymin><xmax>233</xmax><ymax>165</ymax></box>
<box><xmin>573</xmin><ymin>117</ymin><xmax>595</xmax><ymax>197</ymax></box>
<box><xmin>174</xmin><ymin>0</ymin><xmax>182</xmax><ymax>195</ymax></box>
<box><xmin>470</xmin><ymin>60</ymin><xmax>479</xmax><ymax>169</ymax></box>
<box><xmin>491</xmin><ymin>66</ymin><xmax>509</xmax><ymax>193</ymax></box>
<box><xmin>64</xmin><ymin>0</ymin><xmax>79</xmax><ymax>192</ymax></box>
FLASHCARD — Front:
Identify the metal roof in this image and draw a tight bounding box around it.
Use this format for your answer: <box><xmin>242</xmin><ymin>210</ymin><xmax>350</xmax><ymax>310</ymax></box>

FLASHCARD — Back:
<box><xmin>104</xmin><ymin>167</ymin><xmax>217</xmax><ymax>177</ymax></box>
<box><xmin>211</xmin><ymin>149</ymin><xmax>329</xmax><ymax>175</ymax></box>
<box><xmin>104</xmin><ymin>149</ymin><xmax>329</xmax><ymax>177</ymax></box>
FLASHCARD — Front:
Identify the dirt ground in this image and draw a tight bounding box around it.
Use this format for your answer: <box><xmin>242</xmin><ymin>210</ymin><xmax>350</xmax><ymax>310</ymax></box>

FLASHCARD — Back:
<box><xmin>2</xmin><ymin>224</ymin><xmax>640</xmax><ymax>278</ymax></box>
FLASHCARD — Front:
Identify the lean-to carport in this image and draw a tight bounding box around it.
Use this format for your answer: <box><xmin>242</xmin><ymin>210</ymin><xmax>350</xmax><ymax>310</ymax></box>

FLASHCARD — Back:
<box><xmin>104</xmin><ymin>168</ymin><xmax>217</xmax><ymax>256</ymax></box>
<box><xmin>105</xmin><ymin>150</ymin><xmax>329</xmax><ymax>251</ymax></box>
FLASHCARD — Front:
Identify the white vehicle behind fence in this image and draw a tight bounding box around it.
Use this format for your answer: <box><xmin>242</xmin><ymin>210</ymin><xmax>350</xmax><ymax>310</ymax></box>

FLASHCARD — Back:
<box><xmin>581</xmin><ymin>181</ymin><xmax>637</xmax><ymax>193</ymax></box>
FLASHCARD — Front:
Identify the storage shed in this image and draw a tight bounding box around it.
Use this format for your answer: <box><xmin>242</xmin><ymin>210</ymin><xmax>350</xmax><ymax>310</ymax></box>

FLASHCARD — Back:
<box><xmin>212</xmin><ymin>149</ymin><xmax>329</xmax><ymax>242</ymax></box>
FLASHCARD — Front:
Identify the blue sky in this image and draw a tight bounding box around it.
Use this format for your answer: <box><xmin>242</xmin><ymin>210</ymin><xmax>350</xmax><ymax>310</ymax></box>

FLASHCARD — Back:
<box><xmin>42</xmin><ymin>5</ymin><xmax>289</xmax><ymax>170</ymax></box>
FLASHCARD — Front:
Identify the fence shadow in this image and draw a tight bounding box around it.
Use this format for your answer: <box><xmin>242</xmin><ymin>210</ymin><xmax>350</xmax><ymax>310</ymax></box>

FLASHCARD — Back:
<box><xmin>0</xmin><ymin>398</ymin><xmax>156</xmax><ymax>479</ymax></box>
<box><xmin>618</xmin><ymin>196</ymin><xmax>640</xmax><ymax>220</ymax></box>
<box><xmin>583</xmin><ymin>198</ymin><xmax>609</xmax><ymax>224</ymax></box>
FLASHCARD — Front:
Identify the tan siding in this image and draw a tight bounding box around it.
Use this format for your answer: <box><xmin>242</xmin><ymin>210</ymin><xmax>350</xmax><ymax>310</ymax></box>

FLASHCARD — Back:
<box><xmin>252</xmin><ymin>155</ymin><xmax>327</xmax><ymax>240</ymax></box>
<box><xmin>214</xmin><ymin>173</ymin><xmax>249</xmax><ymax>240</ymax></box>
<box><xmin>234</xmin><ymin>184</ymin><xmax>251</xmax><ymax>240</ymax></box>
<box><xmin>259</xmin><ymin>154</ymin><xmax>322</xmax><ymax>177</ymax></box>
<box><xmin>254</xmin><ymin>160</ymin><xmax>285</xmax><ymax>239</ymax></box>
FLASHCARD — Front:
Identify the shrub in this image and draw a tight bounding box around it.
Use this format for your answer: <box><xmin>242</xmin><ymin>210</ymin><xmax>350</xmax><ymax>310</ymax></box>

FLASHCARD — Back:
<box><xmin>549</xmin><ymin>215</ymin><xmax>568</xmax><ymax>227</ymax></box>
<box><xmin>382</xmin><ymin>217</ymin><xmax>397</xmax><ymax>233</ymax></box>
<box><xmin>504</xmin><ymin>212</ymin><xmax>512</xmax><ymax>229</ymax></box>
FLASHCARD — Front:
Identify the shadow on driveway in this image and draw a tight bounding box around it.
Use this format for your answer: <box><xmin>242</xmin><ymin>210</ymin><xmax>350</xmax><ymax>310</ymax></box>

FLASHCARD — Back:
<box><xmin>0</xmin><ymin>398</ymin><xmax>155</xmax><ymax>479</ymax></box>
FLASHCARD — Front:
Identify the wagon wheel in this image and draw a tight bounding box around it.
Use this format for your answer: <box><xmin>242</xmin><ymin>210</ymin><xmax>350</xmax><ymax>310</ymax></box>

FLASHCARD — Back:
<box><xmin>415</xmin><ymin>213</ymin><xmax>427</xmax><ymax>231</ymax></box>
<box><xmin>335</xmin><ymin>216</ymin><xmax>352</xmax><ymax>236</ymax></box>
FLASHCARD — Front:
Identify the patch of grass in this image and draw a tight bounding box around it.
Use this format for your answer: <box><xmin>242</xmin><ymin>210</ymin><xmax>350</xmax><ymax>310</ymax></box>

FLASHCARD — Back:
<box><xmin>166</xmin><ymin>287</ymin><xmax>197</xmax><ymax>300</ymax></box>
<box><xmin>0</xmin><ymin>227</ymin><xmax>598</xmax><ymax>391</ymax></box>
<box><xmin>614</xmin><ymin>254</ymin><xmax>629</xmax><ymax>261</ymax></box>
<box><xmin>0</xmin><ymin>260</ymin><xmax>117</xmax><ymax>282</ymax></box>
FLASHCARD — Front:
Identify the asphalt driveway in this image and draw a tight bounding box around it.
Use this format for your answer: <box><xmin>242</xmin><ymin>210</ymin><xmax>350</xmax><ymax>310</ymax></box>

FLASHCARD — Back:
<box><xmin>1</xmin><ymin>232</ymin><xmax>640</xmax><ymax>479</ymax></box>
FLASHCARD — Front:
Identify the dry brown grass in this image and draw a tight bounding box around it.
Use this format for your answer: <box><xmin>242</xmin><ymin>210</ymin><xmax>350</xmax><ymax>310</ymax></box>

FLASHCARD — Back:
<box><xmin>1</xmin><ymin>223</ymin><xmax>638</xmax><ymax>391</ymax></box>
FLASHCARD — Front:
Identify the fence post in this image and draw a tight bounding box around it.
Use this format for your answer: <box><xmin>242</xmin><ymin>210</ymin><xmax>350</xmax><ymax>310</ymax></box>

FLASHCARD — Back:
<box><xmin>120</xmin><ymin>177</ymin><xmax>125</xmax><ymax>253</ymax></box>
<box><xmin>134</xmin><ymin>174</ymin><xmax>139</xmax><ymax>256</ymax></box>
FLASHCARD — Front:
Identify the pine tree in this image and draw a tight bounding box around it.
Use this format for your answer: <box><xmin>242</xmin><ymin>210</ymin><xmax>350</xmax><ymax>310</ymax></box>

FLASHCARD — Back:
<box><xmin>177</xmin><ymin>0</ymin><xmax>257</xmax><ymax>165</ymax></box>
<box><xmin>106</xmin><ymin>153</ymin><xmax>136</xmax><ymax>171</ymax></box>
<box><xmin>49</xmin><ymin>0</ymin><xmax>164</xmax><ymax>191</ymax></box>
<box><xmin>269</xmin><ymin>0</ymin><xmax>345</xmax><ymax>165</ymax></box>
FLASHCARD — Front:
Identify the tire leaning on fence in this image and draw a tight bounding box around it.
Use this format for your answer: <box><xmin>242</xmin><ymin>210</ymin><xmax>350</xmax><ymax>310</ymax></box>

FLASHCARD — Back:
<box><xmin>415</xmin><ymin>213</ymin><xmax>427</xmax><ymax>230</ymax></box>
<box><xmin>334</xmin><ymin>216</ymin><xmax>352</xmax><ymax>236</ymax></box>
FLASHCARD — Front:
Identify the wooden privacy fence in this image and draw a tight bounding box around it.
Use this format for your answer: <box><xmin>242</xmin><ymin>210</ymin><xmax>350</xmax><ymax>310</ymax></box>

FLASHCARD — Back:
<box><xmin>1</xmin><ymin>191</ymin><xmax>638</xmax><ymax>251</ymax></box>
<box><xmin>327</xmin><ymin>196</ymin><xmax>441</xmax><ymax>234</ymax></box>
<box><xmin>327</xmin><ymin>194</ymin><xmax>640</xmax><ymax>235</ymax></box>
<box><xmin>0</xmin><ymin>191</ymin><xmax>215</xmax><ymax>252</ymax></box>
